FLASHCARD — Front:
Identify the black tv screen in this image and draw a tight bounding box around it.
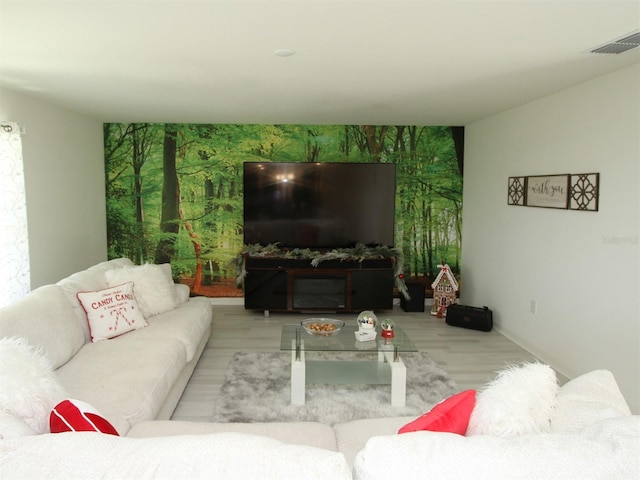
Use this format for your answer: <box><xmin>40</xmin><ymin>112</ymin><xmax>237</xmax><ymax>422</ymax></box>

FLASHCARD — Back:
<box><xmin>243</xmin><ymin>162</ymin><xmax>396</xmax><ymax>249</ymax></box>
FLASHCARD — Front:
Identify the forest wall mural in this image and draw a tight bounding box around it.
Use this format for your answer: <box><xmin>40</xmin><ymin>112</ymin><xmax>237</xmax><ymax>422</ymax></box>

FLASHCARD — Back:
<box><xmin>104</xmin><ymin>124</ymin><xmax>463</xmax><ymax>297</ymax></box>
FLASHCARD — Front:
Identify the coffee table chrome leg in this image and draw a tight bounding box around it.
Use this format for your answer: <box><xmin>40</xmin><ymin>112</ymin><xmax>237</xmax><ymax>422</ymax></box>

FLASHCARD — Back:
<box><xmin>291</xmin><ymin>338</ymin><xmax>306</xmax><ymax>405</ymax></box>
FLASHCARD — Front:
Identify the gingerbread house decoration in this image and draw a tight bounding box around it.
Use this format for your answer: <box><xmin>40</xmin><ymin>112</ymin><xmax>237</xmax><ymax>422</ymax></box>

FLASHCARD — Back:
<box><xmin>430</xmin><ymin>263</ymin><xmax>459</xmax><ymax>316</ymax></box>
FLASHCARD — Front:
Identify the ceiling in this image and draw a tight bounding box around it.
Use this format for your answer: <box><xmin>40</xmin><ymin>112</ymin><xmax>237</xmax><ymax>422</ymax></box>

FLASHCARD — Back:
<box><xmin>1</xmin><ymin>0</ymin><xmax>638</xmax><ymax>126</ymax></box>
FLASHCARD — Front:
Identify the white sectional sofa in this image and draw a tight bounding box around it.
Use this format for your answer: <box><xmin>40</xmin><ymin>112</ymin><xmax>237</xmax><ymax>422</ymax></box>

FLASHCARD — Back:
<box><xmin>1</xmin><ymin>259</ymin><xmax>638</xmax><ymax>479</ymax></box>
<box><xmin>0</xmin><ymin>258</ymin><xmax>212</xmax><ymax>435</ymax></box>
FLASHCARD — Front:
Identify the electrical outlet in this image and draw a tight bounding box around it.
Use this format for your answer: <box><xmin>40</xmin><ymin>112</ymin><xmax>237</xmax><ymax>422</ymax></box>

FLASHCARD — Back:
<box><xmin>530</xmin><ymin>300</ymin><xmax>537</xmax><ymax>314</ymax></box>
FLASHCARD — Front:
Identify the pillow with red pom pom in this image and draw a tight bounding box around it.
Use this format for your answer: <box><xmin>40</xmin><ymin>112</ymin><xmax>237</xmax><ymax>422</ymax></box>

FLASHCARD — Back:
<box><xmin>50</xmin><ymin>399</ymin><xmax>119</xmax><ymax>436</ymax></box>
<box><xmin>398</xmin><ymin>389</ymin><xmax>476</xmax><ymax>435</ymax></box>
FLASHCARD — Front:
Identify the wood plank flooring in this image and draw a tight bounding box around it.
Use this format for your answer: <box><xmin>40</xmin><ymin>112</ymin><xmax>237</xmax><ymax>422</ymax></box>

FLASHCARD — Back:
<box><xmin>171</xmin><ymin>299</ymin><xmax>539</xmax><ymax>423</ymax></box>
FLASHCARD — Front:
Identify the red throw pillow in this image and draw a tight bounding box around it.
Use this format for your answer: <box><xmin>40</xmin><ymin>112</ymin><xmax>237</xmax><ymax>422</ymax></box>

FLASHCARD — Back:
<box><xmin>398</xmin><ymin>389</ymin><xmax>476</xmax><ymax>435</ymax></box>
<box><xmin>50</xmin><ymin>399</ymin><xmax>119</xmax><ymax>436</ymax></box>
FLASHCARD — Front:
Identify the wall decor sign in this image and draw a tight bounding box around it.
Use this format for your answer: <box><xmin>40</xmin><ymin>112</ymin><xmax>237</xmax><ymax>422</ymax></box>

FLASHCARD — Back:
<box><xmin>508</xmin><ymin>173</ymin><xmax>600</xmax><ymax>212</ymax></box>
<box><xmin>525</xmin><ymin>174</ymin><xmax>569</xmax><ymax>209</ymax></box>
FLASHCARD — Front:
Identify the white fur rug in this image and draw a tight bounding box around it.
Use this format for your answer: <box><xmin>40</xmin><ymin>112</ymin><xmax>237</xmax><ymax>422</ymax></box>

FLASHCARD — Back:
<box><xmin>211</xmin><ymin>351</ymin><xmax>457</xmax><ymax>425</ymax></box>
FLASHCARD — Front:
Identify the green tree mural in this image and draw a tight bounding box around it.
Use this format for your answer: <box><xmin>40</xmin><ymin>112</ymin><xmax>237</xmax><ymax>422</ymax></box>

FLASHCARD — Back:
<box><xmin>104</xmin><ymin>124</ymin><xmax>463</xmax><ymax>297</ymax></box>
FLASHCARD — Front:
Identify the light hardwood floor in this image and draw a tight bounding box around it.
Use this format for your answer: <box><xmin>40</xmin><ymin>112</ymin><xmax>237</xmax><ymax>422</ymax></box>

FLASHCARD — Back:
<box><xmin>171</xmin><ymin>299</ymin><xmax>539</xmax><ymax>423</ymax></box>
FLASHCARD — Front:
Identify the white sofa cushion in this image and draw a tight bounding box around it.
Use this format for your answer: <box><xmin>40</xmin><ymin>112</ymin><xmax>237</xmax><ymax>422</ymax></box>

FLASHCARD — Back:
<box><xmin>334</xmin><ymin>416</ymin><xmax>415</xmax><ymax>469</ymax></box>
<box><xmin>105</xmin><ymin>263</ymin><xmax>178</xmax><ymax>317</ymax></box>
<box><xmin>0</xmin><ymin>285</ymin><xmax>84</xmax><ymax>369</ymax></box>
<box><xmin>467</xmin><ymin>362</ymin><xmax>558</xmax><ymax>436</ymax></box>
<box><xmin>128</xmin><ymin>420</ymin><xmax>339</xmax><ymax>451</ymax></box>
<box><xmin>0</xmin><ymin>337</ymin><xmax>68</xmax><ymax>433</ymax></box>
<box><xmin>55</xmin><ymin>336</ymin><xmax>187</xmax><ymax>434</ymax></box>
<box><xmin>550</xmin><ymin>369</ymin><xmax>632</xmax><ymax>433</ymax></box>
<box><xmin>127</xmin><ymin>296</ymin><xmax>211</xmax><ymax>362</ymax></box>
<box><xmin>0</xmin><ymin>431</ymin><xmax>352</xmax><ymax>480</ymax></box>
<box><xmin>353</xmin><ymin>416</ymin><xmax>640</xmax><ymax>480</ymax></box>
<box><xmin>175</xmin><ymin>283</ymin><xmax>191</xmax><ymax>304</ymax></box>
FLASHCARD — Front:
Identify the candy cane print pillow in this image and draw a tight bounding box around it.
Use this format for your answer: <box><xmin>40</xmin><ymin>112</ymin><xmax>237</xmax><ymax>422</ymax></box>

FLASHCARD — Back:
<box><xmin>77</xmin><ymin>282</ymin><xmax>148</xmax><ymax>342</ymax></box>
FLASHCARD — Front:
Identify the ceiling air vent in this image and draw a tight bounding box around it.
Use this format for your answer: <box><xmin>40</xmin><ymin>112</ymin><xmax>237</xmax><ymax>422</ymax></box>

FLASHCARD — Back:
<box><xmin>591</xmin><ymin>32</ymin><xmax>640</xmax><ymax>55</ymax></box>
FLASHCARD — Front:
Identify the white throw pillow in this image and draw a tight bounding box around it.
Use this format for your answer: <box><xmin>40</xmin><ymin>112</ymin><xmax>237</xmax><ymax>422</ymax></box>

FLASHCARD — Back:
<box><xmin>77</xmin><ymin>282</ymin><xmax>148</xmax><ymax>342</ymax></box>
<box><xmin>0</xmin><ymin>337</ymin><xmax>68</xmax><ymax>433</ymax></box>
<box><xmin>467</xmin><ymin>362</ymin><xmax>558</xmax><ymax>436</ymax></box>
<box><xmin>0</xmin><ymin>284</ymin><xmax>86</xmax><ymax>369</ymax></box>
<box><xmin>550</xmin><ymin>370</ymin><xmax>631</xmax><ymax>433</ymax></box>
<box><xmin>105</xmin><ymin>263</ymin><xmax>178</xmax><ymax>317</ymax></box>
<box><xmin>0</xmin><ymin>411</ymin><xmax>37</xmax><ymax>439</ymax></box>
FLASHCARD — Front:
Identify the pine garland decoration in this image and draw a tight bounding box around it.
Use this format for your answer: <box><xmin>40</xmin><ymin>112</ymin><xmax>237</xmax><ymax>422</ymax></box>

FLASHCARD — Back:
<box><xmin>236</xmin><ymin>243</ymin><xmax>409</xmax><ymax>299</ymax></box>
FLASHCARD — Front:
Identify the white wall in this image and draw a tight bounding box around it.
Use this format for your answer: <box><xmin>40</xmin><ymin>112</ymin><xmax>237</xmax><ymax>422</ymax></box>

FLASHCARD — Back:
<box><xmin>0</xmin><ymin>88</ymin><xmax>107</xmax><ymax>288</ymax></box>
<box><xmin>462</xmin><ymin>64</ymin><xmax>640</xmax><ymax>413</ymax></box>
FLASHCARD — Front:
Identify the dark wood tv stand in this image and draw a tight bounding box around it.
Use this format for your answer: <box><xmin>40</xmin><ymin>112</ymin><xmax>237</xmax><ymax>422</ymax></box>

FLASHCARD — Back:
<box><xmin>243</xmin><ymin>256</ymin><xmax>394</xmax><ymax>314</ymax></box>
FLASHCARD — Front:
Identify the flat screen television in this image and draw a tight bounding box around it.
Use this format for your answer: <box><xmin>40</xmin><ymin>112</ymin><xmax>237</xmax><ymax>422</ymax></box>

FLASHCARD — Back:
<box><xmin>243</xmin><ymin>162</ymin><xmax>396</xmax><ymax>249</ymax></box>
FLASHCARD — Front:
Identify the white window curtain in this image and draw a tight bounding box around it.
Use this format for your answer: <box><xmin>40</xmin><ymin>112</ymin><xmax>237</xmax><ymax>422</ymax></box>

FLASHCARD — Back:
<box><xmin>0</xmin><ymin>122</ymin><xmax>30</xmax><ymax>307</ymax></box>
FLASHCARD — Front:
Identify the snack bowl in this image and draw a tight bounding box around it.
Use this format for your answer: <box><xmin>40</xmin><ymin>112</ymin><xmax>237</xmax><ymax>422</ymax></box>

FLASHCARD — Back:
<box><xmin>301</xmin><ymin>318</ymin><xmax>345</xmax><ymax>336</ymax></box>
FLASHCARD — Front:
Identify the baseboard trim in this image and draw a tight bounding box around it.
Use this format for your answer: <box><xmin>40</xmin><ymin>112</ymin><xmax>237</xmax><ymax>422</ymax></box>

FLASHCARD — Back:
<box><xmin>494</xmin><ymin>325</ymin><xmax>571</xmax><ymax>385</ymax></box>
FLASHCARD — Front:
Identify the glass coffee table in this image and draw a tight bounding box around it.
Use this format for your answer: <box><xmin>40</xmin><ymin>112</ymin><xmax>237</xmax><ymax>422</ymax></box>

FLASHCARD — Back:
<box><xmin>280</xmin><ymin>323</ymin><xmax>417</xmax><ymax>407</ymax></box>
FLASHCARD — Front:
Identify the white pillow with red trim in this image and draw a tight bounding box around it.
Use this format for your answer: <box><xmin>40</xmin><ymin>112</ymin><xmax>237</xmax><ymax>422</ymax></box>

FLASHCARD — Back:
<box><xmin>50</xmin><ymin>399</ymin><xmax>119</xmax><ymax>435</ymax></box>
<box><xmin>77</xmin><ymin>282</ymin><xmax>148</xmax><ymax>342</ymax></box>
